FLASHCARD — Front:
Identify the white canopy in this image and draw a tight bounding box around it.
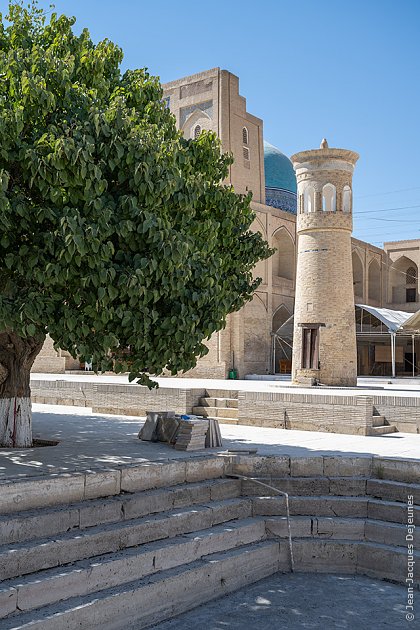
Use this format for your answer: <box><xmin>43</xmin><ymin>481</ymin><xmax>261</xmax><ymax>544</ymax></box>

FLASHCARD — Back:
<box><xmin>356</xmin><ymin>304</ymin><xmax>419</xmax><ymax>333</ymax></box>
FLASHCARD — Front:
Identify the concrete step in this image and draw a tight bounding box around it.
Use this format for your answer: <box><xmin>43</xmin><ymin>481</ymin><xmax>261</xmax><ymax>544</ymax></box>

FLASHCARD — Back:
<box><xmin>372</xmin><ymin>415</ymin><xmax>386</xmax><ymax>427</ymax></box>
<box><xmin>0</xmin><ymin>478</ymin><xmax>241</xmax><ymax>546</ymax></box>
<box><xmin>367</xmin><ymin>425</ymin><xmax>398</xmax><ymax>436</ymax></box>
<box><xmin>199</xmin><ymin>397</ymin><xmax>238</xmax><ymax>409</ymax></box>
<box><xmin>0</xmin><ymin>498</ymin><xmax>253</xmax><ymax>581</ymax></box>
<box><xmin>0</xmin><ymin>540</ymin><xmax>283</xmax><ymax>630</ymax></box>
<box><xmin>192</xmin><ymin>406</ymin><xmax>238</xmax><ymax>419</ymax></box>
<box><xmin>0</xmin><ymin>518</ymin><xmax>266</xmax><ymax>619</ymax></box>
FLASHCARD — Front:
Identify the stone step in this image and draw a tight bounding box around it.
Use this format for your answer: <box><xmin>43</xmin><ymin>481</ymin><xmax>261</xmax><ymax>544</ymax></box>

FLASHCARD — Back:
<box><xmin>241</xmin><ymin>476</ymin><xmax>367</xmax><ymax>497</ymax></box>
<box><xmin>265</xmin><ymin>515</ymin><xmax>419</xmax><ymax>550</ymax></box>
<box><xmin>372</xmin><ymin>415</ymin><xmax>386</xmax><ymax>427</ymax></box>
<box><xmin>253</xmin><ymin>495</ymin><xmax>420</xmax><ymax>523</ymax></box>
<box><xmin>366</xmin><ymin>478</ymin><xmax>420</xmax><ymax>504</ymax></box>
<box><xmin>367</xmin><ymin>425</ymin><xmax>398</xmax><ymax>436</ymax></box>
<box><xmin>0</xmin><ymin>457</ymin><xmax>227</xmax><ymax>515</ymax></box>
<box><xmin>291</xmin><ymin>538</ymin><xmax>420</xmax><ymax>585</ymax></box>
<box><xmin>192</xmin><ymin>406</ymin><xmax>238</xmax><ymax>419</ymax></box>
<box><xmin>0</xmin><ymin>478</ymin><xmax>241</xmax><ymax>546</ymax></box>
<box><xmin>0</xmin><ymin>518</ymin><xmax>266</xmax><ymax>619</ymax></box>
<box><xmin>0</xmin><ymin>541</ymin><xmax>282</xmax><ymax>630</ymax></box>
<box><xmin>0</xmin><ymin>498</ymin><xmax>253</xmax><ymax>581</ymax></box>
<box><xmin>199</xmin><ymin>397</ymin><xmax>238</xmax><ymax>409</ymax></box>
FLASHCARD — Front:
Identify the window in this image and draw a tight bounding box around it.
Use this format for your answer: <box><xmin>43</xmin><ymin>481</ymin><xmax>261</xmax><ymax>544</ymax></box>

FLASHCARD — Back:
<box><xmin>194</xmin><ymin>124</ymin><xmax>201</xmax><ymax>139</ymax></box>
<box><xmin>301</xmin><ymin>326</ymin><xmax>319</xmax><ymax>369</ymax></box>
<box><xmin>406</xmin><ymin>288</ymin><xmax>416</xmax><ymax>303</ymax></box>
<box><xmin>406</xmin><ymin>266</ymin><xmax>417</xmax><ymax>285</ymax></box>
<box><xmin>243</xmin><ymin>146</ymin><xmax>250</xmax><ymax>160</ymax></box>
<box><xmin>322</xmin><ymin>184</ymin><xmax>336</xmax><ymax>212</ymax></box>
<box><xmin>304</xmin><ymin>186</ymin><xmax>315</xmax><ymax>213</ymax></box>
<box><xmin>242</xmin><ymin>127</ymin><xmax>249</xmax><ymax>145</ymax></box>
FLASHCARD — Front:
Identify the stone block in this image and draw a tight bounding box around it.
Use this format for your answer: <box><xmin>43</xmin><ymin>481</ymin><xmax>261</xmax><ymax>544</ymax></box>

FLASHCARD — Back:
<box><xmin>373</xmin><ymin>458</ymin><xmax>420</xmax><ymax>484</ymax></box>
<box><xmin>0</xmin><ymin>507</ymin><xmax>80</xmax><ymax>545</ymax></box>
<box><xmin>323</xmin><ymin>456</ymin><xmax>372</xmax><ymax>478</ymax></box>
<box><xmin>229</xmin><ymin>455</ymin><xmax>290</xmax><ymax>477</ymax></box>
<box><xmin>290</xmin><ymin>496</ymin><xmax>368</xmax><ymax>518</ymax></box>
<box><xmin>313</xmin><ymin>517</ymin><xmax>364</xmax><ymax>540</ymax></box>
<box><xmin>290</xmin><ymin>457</ymin><xmax>324</xmax><ymax>477</ymax></box>
<box><xmin>253</xmin><ymin>496</ymin><xmax>288</xmax><ymax>516</ymax></box>
<box><xmin>209</xmin><ymin>479</ymin><xmax>241</xmax><ymax>501</ymax></box>
<box><xmin>121</xmin><ymin>461</ymin><xmax>186</xmax><ymax>493</ymax></box>
<box><xmin>84</xmin><ymin>469</ymin><xmax>121</xmax><ymax>500</ymax></box>
<box><xmin>368</xmin><ymin>500</ymin><xmax>420</xmax><ymax>525</ymax></box>
<box><xmin>122</xmin><ymin>488</ymin><xmax>174</xmax><ymax>521</ymax></box>
<box><xmin>329</xmin><ymin>478</ymin><xmax>367</xmax><ymax>496</ymax></box>
<box><xmin>0</xmin><ymin>473</ymin><xmax>85</xmax><ymax>514</ymax></box>
<box><xmin>169</xmin><ymin>482</ymin><xmax>211</xmax><ymax>509</ymax></box>
<box><xmin>185</xmin><ymin>457</ymin><xmax>225</xmax><ymax>483</ymax></box>
<box><xmin>293</xmin><ymin>539</ymin><xmax>357</xmax><ymax>573</ymax></box>
<box><xmin>366</xmin><ymin>479</ymin><xmax>420</xmax><ymax>504</ymax></box>
<box><xmin>163</xmin><ymin>505</ymin><xmax>214</xmax><ymax>537</ymax></box>
<box><xmin>209</xmin><ymin>498</ymin><xmax>252</xmax><ymax>525</ymax></box>
<box><xmin>79</xmin><ymin>498</ymin><xmax>124</xmax><ymax>529</ymax></box>
<box><xmin>0</xmin><ymin>586</ymin><xmax>17</xmax><ymax>618</ymax></box>
<box><xmin>364</xmin><ymin>520</ymin><xmax>410</xmax><ymax>548</ymax></box>
<box><xmin>265</xmin><ymin>516</ymin><xmax>312</xmax><ymax>538</ymax></box>
<box><xmin>356</xmin><ymin>543</ymin><xmax>414</xmax><ymax>584</ymax></box>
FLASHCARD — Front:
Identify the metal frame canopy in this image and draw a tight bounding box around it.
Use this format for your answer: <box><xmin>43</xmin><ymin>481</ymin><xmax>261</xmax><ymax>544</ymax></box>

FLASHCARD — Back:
<box><xmin>273</xmin><ymin>306</ymin><xmax>420</xmax><ymax>377</ymax></box>
<box><xmin>356</xmin><ymin>304</ymin><xmax>420</xmax><ymax>378</ymax></box>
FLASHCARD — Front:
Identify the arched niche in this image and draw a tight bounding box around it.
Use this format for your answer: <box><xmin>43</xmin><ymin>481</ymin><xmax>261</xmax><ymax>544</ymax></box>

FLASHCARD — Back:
<box><xmin>272</xmin><ymin>304</ymin><xmax>291</xmax><ymax>334</ymax></box>
<box><xmin>368</xmin><ymin>259</ymin><xmax>381</xmax><ymax>302</ymax></box>
<box><xmin>243</xmin><ymin>295</ymin><xmax>269</xmax><ymax>373</ymax></box>
<box><xmin>352</xmin><ymin>250</ymin><xmax>364</xmax><ymax>300</ymax></box>
<box><xmin>390</xmin><ymin>255</ymin><xmax>418</xmax><ymax>304</ymax></box>
<box><xmin>271</xmin><ymin>228</ymin><xmax>295</xmax><ymax>283</ymax></box>
<box><xmin>182</xmin><ymin>108</ymin><xmax>212</xmax><ymax>139</ymax></box>
<box><xmin>343</xmin><ymin>185</ymin><xmax>352</xmax><ymax>212</ymax></box>
<box><xmin>322</xmin><ymin>184</ymin><xmax>336</xmax><ymax>212</ymax></box>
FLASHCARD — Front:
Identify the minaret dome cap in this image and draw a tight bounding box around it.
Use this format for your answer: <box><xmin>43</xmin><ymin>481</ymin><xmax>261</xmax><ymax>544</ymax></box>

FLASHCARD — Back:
<box><xmin>320</xmin><ymin>138</ymin><xmax>329</xmax><ymax>149</ymax></box>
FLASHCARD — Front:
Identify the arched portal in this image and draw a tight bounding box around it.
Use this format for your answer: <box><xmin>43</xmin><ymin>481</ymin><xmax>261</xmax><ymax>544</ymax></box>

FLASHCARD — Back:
<box><xmin>272</xmin><ymin>228</ymin><xmax>295</xmax><ymax>283</ymax></box>
<box><xmin>352</xmin><ymin>250</ymin><xmax>364</xmax><ymax>301</ymax></box>
<box><xmin>368</xmin><ymin>259</ymin><xmax>381</xmax><ymax>302</ymax></box>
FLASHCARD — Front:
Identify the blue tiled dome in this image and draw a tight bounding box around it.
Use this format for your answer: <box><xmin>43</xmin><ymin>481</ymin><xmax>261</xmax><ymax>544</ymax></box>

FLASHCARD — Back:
<box><xmin>264</xmin><ymin>141</ymin><xmax>297</xmax><ymax>193</ymax></box>
<box><xmin>264</xmin><ymin>141</ymin><xmax>297</xmax><ymax>214</ymax></box>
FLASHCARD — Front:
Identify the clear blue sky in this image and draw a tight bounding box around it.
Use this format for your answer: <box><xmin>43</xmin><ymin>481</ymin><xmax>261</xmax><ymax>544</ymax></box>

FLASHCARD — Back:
<box><xmin>2</xmin><ymin>0</ymin><xmax>419</xmax><ymax>246</ymax></box>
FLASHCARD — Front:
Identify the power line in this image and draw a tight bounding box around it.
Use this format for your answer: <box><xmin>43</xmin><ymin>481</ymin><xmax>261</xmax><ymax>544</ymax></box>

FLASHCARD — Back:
<box><xmin>355</xmin><ymin>186</ymin><xmax>420</xmax><ymax>199</ymax></box>
<box><xmin>354</xmin><ymin>203</ymin><xmax>420</xmax><ymax>215</ymax></box>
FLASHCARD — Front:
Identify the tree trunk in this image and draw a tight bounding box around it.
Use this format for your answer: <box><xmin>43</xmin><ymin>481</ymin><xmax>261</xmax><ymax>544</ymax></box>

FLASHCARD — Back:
<box><xmin>0</xmin><ymin>332</ymin><xmax>44</xmax><ymax>448</ymax></box>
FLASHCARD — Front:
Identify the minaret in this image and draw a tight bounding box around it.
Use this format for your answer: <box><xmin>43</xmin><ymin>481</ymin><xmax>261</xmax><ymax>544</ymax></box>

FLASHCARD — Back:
<box><xmin>291</xmin><ymin>140</ymin><xmax>359</xmax><ymax>386</ymax></box>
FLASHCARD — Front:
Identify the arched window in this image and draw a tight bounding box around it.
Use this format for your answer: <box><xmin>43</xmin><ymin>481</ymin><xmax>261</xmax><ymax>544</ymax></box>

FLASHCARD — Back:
<box><xmin>272</xmin><ymin>228</ymin><xmax>295</xmax><ymax>282</ymax></box>
<box><xmin>242</xmin><ymin>127</ymin><xmax>249</xmax><ymax>145</ymax></box>
<box><xmin>322</xmin><ymin>184</ymin><xmax>336</xmax><ymax>212</ymax></box>
<box><xmin>304</xmin><ymin>186</ymin><xmax>315</xmax><ymax>213</ymax></box>
<box><xmin>194</xmin><ymin>124</ymin><xmax>201</xmax><ymax>139</ymax></box>
<box><xmin>406</xmin><ymin>266</ymin><xmax>417</xmax><ymax>285</ymax></box>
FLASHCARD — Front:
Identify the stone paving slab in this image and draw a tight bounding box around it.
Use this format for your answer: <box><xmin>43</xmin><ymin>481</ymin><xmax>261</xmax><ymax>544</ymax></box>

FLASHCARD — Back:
<box><xmin>0</xmin><ymin>404</ymin><xmax>419</xmax><ymax>480</ymax></box>
<box><xmin>150</xmin><ymin>572</ymin><xmax>411</xmax><ymax>629</ymax></box>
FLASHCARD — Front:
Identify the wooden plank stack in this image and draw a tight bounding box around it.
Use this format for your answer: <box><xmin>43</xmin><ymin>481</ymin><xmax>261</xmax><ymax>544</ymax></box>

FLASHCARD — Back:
<box><xmin>174</xmin><ymin>418</ymin><xmax>209</xmax><ymax>451</ymax></box>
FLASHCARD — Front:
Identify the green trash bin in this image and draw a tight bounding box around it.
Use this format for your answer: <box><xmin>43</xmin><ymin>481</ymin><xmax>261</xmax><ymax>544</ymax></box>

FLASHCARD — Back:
<box><xmin>228</xmin><ymin>368</ymin><xmax>238</xmax><ymax>380</ymax></box>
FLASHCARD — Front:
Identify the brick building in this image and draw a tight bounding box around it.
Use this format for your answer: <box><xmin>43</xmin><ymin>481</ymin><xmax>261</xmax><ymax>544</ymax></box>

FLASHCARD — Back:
<box><xmin>33</xmin><ymin>68</ymin><xmax>420</xmax><ymax>379</ymax></box>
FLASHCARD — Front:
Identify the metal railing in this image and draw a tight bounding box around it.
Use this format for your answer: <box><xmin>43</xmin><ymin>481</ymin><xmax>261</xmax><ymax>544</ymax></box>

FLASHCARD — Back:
<box><xmin>227</xmin><ymin>473</ymin><xmax>294</xmax><ymax>572</ymax></box>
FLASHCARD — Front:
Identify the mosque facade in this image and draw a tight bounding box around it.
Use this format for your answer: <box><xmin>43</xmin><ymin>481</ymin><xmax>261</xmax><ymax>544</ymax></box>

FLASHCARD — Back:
<box><xmin>33</xmin><ymin>68</ymin><xmax>420</xmax><ymax>379</ymax></box>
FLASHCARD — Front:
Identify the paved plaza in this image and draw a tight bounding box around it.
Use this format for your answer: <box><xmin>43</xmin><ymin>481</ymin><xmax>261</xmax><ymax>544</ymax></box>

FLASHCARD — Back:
<box><xmin>0</xmin><ymin>372</ymin><xmax>419</xmax><ymax>479</ymax></box>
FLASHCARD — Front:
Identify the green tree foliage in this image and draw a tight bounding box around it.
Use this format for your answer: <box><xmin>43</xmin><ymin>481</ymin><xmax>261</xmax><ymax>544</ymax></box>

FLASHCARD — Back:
<box><xmin>0</xmin><ymin>2</ymin><xmax>272</xmax><ymax>387</ymax></box>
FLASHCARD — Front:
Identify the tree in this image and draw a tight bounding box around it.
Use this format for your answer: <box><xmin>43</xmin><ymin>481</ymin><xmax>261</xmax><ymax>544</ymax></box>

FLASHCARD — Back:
<box><xmin>0</xmin><ymin>2</ymin><xmax>272</xmax><ymax>447</ymax></box>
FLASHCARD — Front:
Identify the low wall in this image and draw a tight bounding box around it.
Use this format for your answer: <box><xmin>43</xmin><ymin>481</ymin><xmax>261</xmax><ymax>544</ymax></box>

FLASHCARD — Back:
<box><xmin>237</xmin><ymin>391</ymin><xmax>373</xmax><ymax>435</ymax></box>
<box><xmin>31</xmin><ymin>380</ymin><xmax>205</xmax><ymax>417</ymax></box>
